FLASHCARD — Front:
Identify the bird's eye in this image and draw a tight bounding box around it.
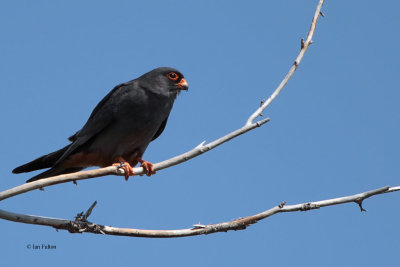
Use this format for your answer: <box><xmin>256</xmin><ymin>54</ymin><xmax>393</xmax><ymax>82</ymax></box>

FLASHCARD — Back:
<box><xmin>168</xmin><ymin>72</ymin><xmax>179</xmax><ymax>81</ymax></box>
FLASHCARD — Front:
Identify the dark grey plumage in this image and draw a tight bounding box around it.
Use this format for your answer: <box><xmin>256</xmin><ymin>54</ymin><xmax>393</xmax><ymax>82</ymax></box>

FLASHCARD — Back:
<box><xmin>13</xmin><ymin>67</ymin><xmax>188</xmax><ymax>182</ymax></box>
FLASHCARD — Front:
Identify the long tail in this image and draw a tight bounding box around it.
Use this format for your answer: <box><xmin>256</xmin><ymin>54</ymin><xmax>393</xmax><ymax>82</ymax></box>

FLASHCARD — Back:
<box><xmin>13</xmin><ymin>144</ymin><xmax>85</xmax><ymax>183</ymax></box>
<box><xmin>12</xmin><ymin>145</ymin><xmax>71</xmax><ymax>174</ymax></box>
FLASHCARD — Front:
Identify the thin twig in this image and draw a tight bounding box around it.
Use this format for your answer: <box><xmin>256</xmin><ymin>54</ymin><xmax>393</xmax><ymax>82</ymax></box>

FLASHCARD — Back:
<box><xmin>246</xmin><ymin>0</ymin><xmax>325</xmax><ymax>125</ymax></box>
<box><xmin>75</xmin><ymin>201</ymin><xmax>97</xmax><ymax>222</ymax></box>
<box><xmin>0</xmin><ymin>185</ymin><xmax>396</xmax><ymax>238</ymax></box>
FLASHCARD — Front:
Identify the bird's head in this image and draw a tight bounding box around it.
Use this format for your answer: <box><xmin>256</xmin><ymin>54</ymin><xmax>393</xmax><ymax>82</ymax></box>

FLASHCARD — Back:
<box><xmin>138</xmin><ymin>67</ymin><xmax>188</xmax><ymax>97</ymax></box>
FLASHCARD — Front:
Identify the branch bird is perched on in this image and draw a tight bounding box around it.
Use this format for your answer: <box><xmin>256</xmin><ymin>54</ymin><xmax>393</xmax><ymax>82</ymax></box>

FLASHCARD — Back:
<box><xmin>12</xmin><ymin>67</ymin><xmax>188</xmax><ymax>182</ymax></box>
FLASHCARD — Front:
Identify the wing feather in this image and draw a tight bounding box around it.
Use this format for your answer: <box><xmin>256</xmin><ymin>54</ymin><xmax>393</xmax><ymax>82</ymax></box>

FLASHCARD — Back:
<box><xmin>56</xmin><ymin>82</ymin><xmax>134</xmax><ymax>165</ymax></box>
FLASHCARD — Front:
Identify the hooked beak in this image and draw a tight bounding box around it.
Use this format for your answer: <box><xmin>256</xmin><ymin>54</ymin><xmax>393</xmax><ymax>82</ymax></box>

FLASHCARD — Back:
<box><xmin>177</xmin><ymin>78</ymin><xmax>189</xmax><ymax>90</ymax></box>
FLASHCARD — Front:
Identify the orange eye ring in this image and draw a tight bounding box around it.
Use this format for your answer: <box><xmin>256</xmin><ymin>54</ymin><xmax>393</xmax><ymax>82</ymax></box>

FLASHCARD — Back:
<box><xmin>168</xmin><ymin>72</ymin><xmax>179</xmax><ymax>81</ymax></box>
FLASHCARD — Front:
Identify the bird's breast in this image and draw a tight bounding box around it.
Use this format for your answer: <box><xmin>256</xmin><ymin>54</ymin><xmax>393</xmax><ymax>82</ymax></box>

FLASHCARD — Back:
<box><xmin>86</xmin><ymin>96</ymin><xmax>173</xmax><ymax>161</ymax></box>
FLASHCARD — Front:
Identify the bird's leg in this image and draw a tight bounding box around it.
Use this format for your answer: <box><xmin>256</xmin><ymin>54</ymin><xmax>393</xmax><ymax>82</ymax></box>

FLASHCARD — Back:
<box><xmin>138</xmin><ymin>158</ymin><xmax>156</xmax><ymax>177</ymax></box>
<box><xmin>112</xmin><ymin>157</ymin><xmax>134</xmax><ymax>181</ymax></box>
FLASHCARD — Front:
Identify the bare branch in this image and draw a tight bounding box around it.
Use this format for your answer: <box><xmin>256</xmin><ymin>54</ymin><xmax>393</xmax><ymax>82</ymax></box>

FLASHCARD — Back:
<box><xmin>0</xmin><ymin>166</ymin><xmax>122</xmax><ymax>201</ymax></box>
<box><xmin>0</xmin><ymin>118</ymin><xmax>270</xmax><ymax>201</ymax></box>
<box><xmin>246</xmin><ymin>0</ymin><xmax>325</xmax><ymax>125</ymax></box>
<box><xmin>0</xmin><ymin>186</ymin><xmax>396</xmax><ymax>238</ymax></box>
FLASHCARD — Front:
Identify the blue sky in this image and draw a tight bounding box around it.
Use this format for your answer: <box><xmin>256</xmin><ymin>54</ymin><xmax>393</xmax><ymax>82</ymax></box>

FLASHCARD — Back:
<box><xmin>0</xmin><ymin>1</ymin><xmax>399</xmax><ymax>266</ymax></box>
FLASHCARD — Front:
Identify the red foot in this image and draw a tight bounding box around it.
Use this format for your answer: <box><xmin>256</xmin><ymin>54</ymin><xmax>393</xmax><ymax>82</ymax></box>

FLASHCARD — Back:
<box><xmin>138</xmin><ymin>158</ymin><xmax>156</xmax><ymax>177</ymax></box>
<box><xmin>112</xmin><ymin>158</ymin><xmax>134</xmax><ymax>181</ymax></box>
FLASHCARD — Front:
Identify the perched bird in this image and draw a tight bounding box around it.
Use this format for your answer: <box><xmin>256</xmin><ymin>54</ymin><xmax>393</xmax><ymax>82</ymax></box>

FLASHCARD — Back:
<box><xmin>13</xmin><ymin>67</ymin><xmax>188</xmax><ymax>182</ymax></box>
